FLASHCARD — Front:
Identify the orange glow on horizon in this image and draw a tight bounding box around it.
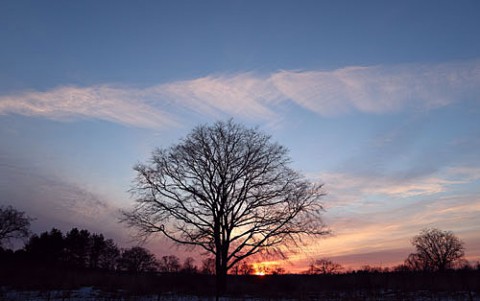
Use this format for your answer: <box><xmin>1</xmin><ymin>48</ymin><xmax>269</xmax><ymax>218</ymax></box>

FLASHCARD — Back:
<box><xmin>252</xmin><ymin>261</ymin><xmax>285</xmax><ymax>275</ymax></box>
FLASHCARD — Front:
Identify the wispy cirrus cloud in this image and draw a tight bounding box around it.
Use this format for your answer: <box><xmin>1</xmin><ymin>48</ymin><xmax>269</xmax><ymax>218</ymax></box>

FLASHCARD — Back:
<box><xmin>271</xmin><ymin>60</ymin><xmax>480</xmax><ymax>115</ymax></box>
<box><xmin>151</xmin><ymin>73</ymin><xmax>283</xmax><ymax>119</ymax></box>
<box><xmin>0</xmin><ymin>85</ymin><xmax>179</xmax><ymax>129</ymax></box>
<box><xmin>311</xmin><ymin>163</ymin><xmax>480</xmax><ymax>210</ymax></box>
<box><xmin>1</xmin><ymin>60</ymin><xmax>479</xmax><ymax>128</ymax></box>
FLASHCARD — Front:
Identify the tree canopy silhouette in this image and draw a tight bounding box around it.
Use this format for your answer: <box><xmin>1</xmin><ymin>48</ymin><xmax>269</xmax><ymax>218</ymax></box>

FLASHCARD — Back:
<box><xmin>122</xmin><ymin>120</ymin><xmax>328</xmax><ymax>294</ymax></box>
<box><xmin>0</xmin><ymin>205</ymin><xmax>33</xmax><ymax>248</ymax></box>
<box><xmin>24</xmin><ymin>227</ymin><xmax>121</xmax><ymax>270</ymax></box>
<box><xmin>306</xmin><ymin>258</ymin><xmax>344</xmax><ymax>275</ymax></box>
<box><xmin>118</xmin><ymin>246</ymin><xmax>158</xmax><ymax>273</ymax></box>
<box><xmin>406</xmin><ymin>228</ymin><xmax>465</xmax><ymax>272</ymax></box>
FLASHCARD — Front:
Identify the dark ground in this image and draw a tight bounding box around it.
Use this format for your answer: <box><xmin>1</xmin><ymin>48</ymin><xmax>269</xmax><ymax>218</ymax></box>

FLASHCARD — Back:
<box><xmin>1</xmin><ymin>262</ymin><xmax>480</xmax><ymax>300</ymax></box>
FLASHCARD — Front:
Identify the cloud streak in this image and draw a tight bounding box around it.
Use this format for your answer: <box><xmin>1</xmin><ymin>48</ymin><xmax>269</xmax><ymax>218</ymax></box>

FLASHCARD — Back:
<box><xmin>314</xmin><ymin>164</ymin><xmax>480</xmax><ymax>208</ymax></box>
<box><xmin>272</xmin><ymin>60</ymin><xmax>480</xmax><ymax>116</ymax></box>
<box><xmin>0</xmin><ymin>86</ymin><xmax>179</xmax><ymax>129</ymax></box>
<box><xmin>0</xmin><ymin>60</ymin><xmax>479</xmax><ymax>128</ymax></box>
<box><xmin>152</xmin><ymin>73</ymin><xmax>283</xmax><ymax>119</ymax></box>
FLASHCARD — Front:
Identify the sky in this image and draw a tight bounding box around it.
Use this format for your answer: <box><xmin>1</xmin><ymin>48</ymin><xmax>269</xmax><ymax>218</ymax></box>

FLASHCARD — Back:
<box><xmin>1</xmin><ymin>0</ymin><xmax>479</xmax><ymax>271</ymax></box>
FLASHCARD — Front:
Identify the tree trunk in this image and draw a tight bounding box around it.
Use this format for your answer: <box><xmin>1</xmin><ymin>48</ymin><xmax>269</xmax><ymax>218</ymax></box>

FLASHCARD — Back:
<box><xmin>215</xmin><ymin>268</ymin><xmax>227</xmax><ymax>300</ymax></box>
<box><xmin>215</xmin><ymin>247</ymin><xmax>228</xmax><ymax>300</ymax></box>
<box><xmin>215</xmin><ymin>224</ymin><xmax>230</xmax><ymax>300</ymax></box>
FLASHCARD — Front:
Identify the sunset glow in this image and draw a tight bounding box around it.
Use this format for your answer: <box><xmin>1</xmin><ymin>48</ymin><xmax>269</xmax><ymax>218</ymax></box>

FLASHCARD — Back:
<box><xmin>1</xmin><ymin>1</ymin><xmax>479</xmax><ymax>272</ymax></box>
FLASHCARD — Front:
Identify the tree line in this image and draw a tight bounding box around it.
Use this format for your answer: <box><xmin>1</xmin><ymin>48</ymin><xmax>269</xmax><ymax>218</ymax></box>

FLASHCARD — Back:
<box><xmin>1</xmin><ymin>204</ymin><xmax>478</xmax><ymax>278</ymax></box>
<box><xmin>0</xmin><ymin>205</ymin><xmax>213</xmax><ymax>274</ymax></box>
<box><xmin>0</xmin><ymin>226</ymin><xmax>220</xmax><ymax>275</ymax></box>
<box><xmin>0</xmin><ymin>205</ymin><xmax>276</xmax><ymax>276</ymax></box>
<box><xmin>1</xmin><ymin>206</ymin><xmax>477</xmax><ymax>277</ymax></box>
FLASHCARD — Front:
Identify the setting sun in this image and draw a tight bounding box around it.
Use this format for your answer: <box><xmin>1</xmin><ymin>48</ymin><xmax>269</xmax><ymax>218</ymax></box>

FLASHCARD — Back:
<box><xmin>251</xmin><ymin>261</ymin><xmax>286</xmax><ymax>276</ymax></box>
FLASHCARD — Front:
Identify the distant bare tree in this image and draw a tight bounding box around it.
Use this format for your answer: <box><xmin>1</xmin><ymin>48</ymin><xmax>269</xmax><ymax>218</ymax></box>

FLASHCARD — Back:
<box><xmin>306</xmin><ymin>258</ymin><xmax>344</xmax><ymax>274</ymax></box>
<box><xmin>201</xmin><ymin>257</ymin><xmax>215</xmax><ymax>275</ymax></box>
<box><xmin>181</xmin><ymin>256</ymin><xmax>198</xmax><ymax>273</ymax></box>
<box><xmin>122</xmin><ymin>120</ymin><xmax>328</xmax><ymax>294</ymax></box>
<box><xmin>251</xmin><ymin>263</ymin><xmax>285</xmax><ymax>275</ymax></box>
<box><xmin>158</xmin><ymin>255</ymin><xmax>181</xmax><ymax>273</ymax></box>
<box><xmin>358</xmin><ymin>265</ymin><xmax>384</xmax><ymax>273</ymax></box>
<box><xmin>237</xmin><ymin>261</ymin><xmax>254</xmax><ymax>275</ymax></box>
<box><xmin>118</xmin><ymin>246</ymin><xmax>158</xmax><ymax>273</ymax></box>
<box><xmin>392</xmin><ymin>263</ymin><xmax>411</xmax><ymax>272</ymax></box>
<box><xmin>0</xmin><ymin>205</ymin><xmax>33</xmax><ymax>248</ymax></box>
<box><xmin>405</xmin><ymin>228</ymin><xmax>465</xmax><ymax>272</ymax></box>
<box><xmin>269</xmin><ymin>265</ymin><xmax>286</xmax><ymax>275</ymax></box>
<box><xmin>404</xmin><ymin>253</ymin><xmax>424</xmax><ymax>271</ymax></box>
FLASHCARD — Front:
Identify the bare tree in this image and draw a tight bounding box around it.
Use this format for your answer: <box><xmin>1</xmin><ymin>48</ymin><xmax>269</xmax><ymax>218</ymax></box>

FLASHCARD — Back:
<box><xmin>158</xmin><ymin>255</ymin><xmax>181</xmax><ymax>273</ymax></box>
<box><xmin>122</xmin><ymin>120</ymin><xmax>328</xmax><ymax>294</ymax></box>
<box><xmin>270</xmin><ymin>265</ymin><xmax>286</xmax><ymax>275</ymax></box>
<box><xmin>118</xmin><ymin>246</ymin><xmax>158</xmax><ymax>273</ymax></box>
<box><xmin>255</xmin><ymin>263</ymin><xmax>286</xmax><ymax>275</ymax></box>
<box><xmin>181</xmin><ymin>256</ymin><xmax>198</xmax><ymax>273</ymax></box>
<box><xmin>200</xmin><ymin>257</ymin><xmax>215</xmax><ymax>275</ymax></box>
<box><xmin>406</xmin><ymin>228</ymin><xmax>465</xmax><ymax>272</ymax></box>
<box><xmin>236</xmin><ymin>261</ymin><xmax>254</xmax><ymax>275</ymax></box>
<box><xmin>306</xmin><ymin>258</ymin><xmax>344</xmax><ymax>274</ymax></box>
<box><xmin>0</xmin><ymin>205</ymin><xmax>33</xmax><ymax>248</ymax></box>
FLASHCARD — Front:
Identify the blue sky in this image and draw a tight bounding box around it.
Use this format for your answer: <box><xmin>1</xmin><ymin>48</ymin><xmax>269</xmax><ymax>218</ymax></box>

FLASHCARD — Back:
<box><xmin>1</xmin><ymin>0</ymin><xmax>479</xmax><ymax>270</ymax></box>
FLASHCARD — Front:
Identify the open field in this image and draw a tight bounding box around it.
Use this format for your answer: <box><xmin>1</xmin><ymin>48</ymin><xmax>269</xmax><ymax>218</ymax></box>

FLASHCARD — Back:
<box><xmin>2</xmin><ymin>269</ymin><xmax>480</xmax><ymax>300</ymax></box>
<box><xmin>2</xmin><ymin>287</ymin><xmax>480</xmax><ymax>301</ymax></box>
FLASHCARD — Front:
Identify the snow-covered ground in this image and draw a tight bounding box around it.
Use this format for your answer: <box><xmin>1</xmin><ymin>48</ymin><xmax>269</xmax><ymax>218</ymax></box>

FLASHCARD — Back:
<box><xmin>1</xmin><ymin>287</ymin><xmax>232</xmax><ymax>301</ymax></box>
<box><xmin>2</xmin><ymin>287</ymin><xmax>203</xmax><ymax>301</ymax></box>
<box><xmin>1</xmin><ymin>287</ymin><xmax>479</xmax><ymax>300</ymax></box>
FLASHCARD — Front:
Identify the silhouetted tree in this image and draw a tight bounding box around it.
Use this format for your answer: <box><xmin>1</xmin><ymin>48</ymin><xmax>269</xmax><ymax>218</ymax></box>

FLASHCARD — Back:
<box><xmin>88</xmin><ymin>233</ymin><xmax>106</xmax><ymax>269</ymax></box>
<box><xmin>181</xmin><ymin>256</ymin><xmax>198</xmax><ymax>273</ymax></box>
<box><xmin>231</xmin><ymin>260</ymin><xmax>256</xmax><ymax>275</ymax></box>
<box><xmin>201</xmin><ymin>257</ymin><xmax>216</xmax><ymax>275</ymax></box>
<box><xmin>118</xmin><ymin>246</ymin><xmax>158</xmax><ymax>273</ymax></box>
<box><xmin>358</xmin><ymin>265</ymin><xmax>384</xmax><ymax>273</ymax></box>
<box><xmin>98</xmin><ymin>238</ymin><xmax>120</xmax><ymax>271</ymax></box>
<box><xmin>25</xmin><ymin>228</ymin><xmax>65</xmax><ymax>264</ymax></box>
<box><xmin>306</xmin><ymin>258</ymin><xmax>344</xmax><ymax>274</ymax></box>
<box><xmin>158</xmin><ymin>255</ymin><xmax>181</xmax><ymax>273</ymax></box>
<box><xmin>255</xmin><ymin>263</ymin><xmax>286</xmax><ymax>275</ymax></box>
<box><xmin>392</xmin><ymin>263</ymin><xmax>411</xmax><ymax>272</ymax></box>
<box><xmin>64</xmin><ymin>228</ymin><xmax>91</xmax><ymax>268</ymax></box>
<box><xmin>237</xmin><ymin>261</ymin><xmax>254</xmax><ymax>275</ymax></box>
<box><xmin>405</xmin><ymin>228</ymin><xmax>465</xmax><ymax>272</ymax></box>
<box><xmin>271</xmin><ymin>265</ymin><xmax>286</xmax><ymax>275</ymax></box>
<box><xmin>0</xmin><ymin>205</ymin><xmax>33</xmax><ymax>247</ymax></box>
<box><xmin>123</xmin><ymin>120</ymin><xmax>328</xmax><ymax>294</ymax></box>
<box><xmin>24</xmin><ymin>227</ymin><xmax>122</xmax><ymax>271</ymax></box>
